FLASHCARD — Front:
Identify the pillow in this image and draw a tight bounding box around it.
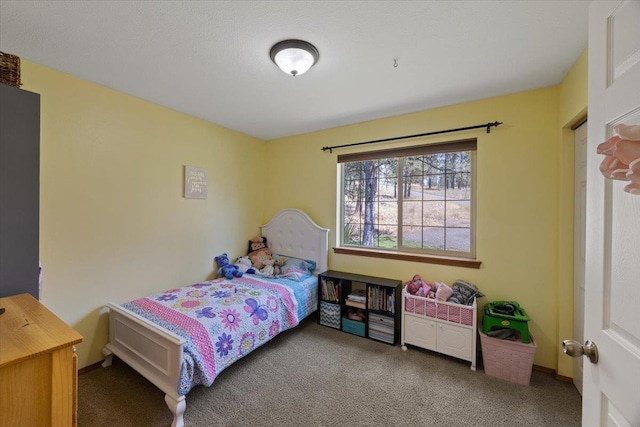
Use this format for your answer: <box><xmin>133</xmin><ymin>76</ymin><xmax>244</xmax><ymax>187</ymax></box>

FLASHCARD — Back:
<box><xmin>273</xmin><ymin>254</ymin><xmax>316</xmax><ymax>281</ymax></box>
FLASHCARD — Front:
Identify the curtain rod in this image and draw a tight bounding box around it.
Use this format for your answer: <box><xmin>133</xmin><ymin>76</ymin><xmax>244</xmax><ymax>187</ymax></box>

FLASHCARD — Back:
<box><xmin>321</xmin><ymin>121</ymin><xmax>502</xmax><ymax>153</ymax></box>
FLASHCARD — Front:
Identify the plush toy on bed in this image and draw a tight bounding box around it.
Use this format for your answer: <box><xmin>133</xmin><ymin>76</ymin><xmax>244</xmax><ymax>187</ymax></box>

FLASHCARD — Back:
<box><xmin>215</xmin><ymin>253</ymin><xmax>243</xmax><ymax>280</ymax></box>
<box><xmin>247</xmin><ymin>236</ymin><xmax>273</xmax><ymax>269</ymax></box>
<box><xmin>248</xmin><ymin>236</ymin><xmax>269</xmax><ymax>254</ymax></box>
<box><xmin>256</xmin><ymin>258</ymin><xmax>275</xmax><ymax>277</ymax></box>
<box><xmin>234</xmin><ymin>256</ymin><xmax>255</xmax><ymax>274</ymax></box>
<box><xmin>273</xmin><ymin>256</ymin><xmax>288</xmax><ymax>276</ymax></box>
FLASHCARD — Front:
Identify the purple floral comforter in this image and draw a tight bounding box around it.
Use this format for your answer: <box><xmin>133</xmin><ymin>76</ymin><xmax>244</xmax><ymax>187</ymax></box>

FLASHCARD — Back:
<box><xmin>121</xmin><ymin>275</ymin><xmax>300</xmax><ymax>395</ymax></box>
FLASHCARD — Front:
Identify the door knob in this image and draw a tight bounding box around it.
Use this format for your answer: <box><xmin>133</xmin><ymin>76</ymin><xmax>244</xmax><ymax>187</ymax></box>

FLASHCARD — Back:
<box><xmin>562</xmin><ymin>339</ymin><xmax>598</xmax><ymax>364</ymax></box>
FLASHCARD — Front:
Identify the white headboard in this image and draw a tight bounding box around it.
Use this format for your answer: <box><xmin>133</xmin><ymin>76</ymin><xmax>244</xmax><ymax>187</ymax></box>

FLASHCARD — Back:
<box><xmin>260</xmin><ymin>209</ymin><xmax>329</xmax><ymax>274</ymax></box>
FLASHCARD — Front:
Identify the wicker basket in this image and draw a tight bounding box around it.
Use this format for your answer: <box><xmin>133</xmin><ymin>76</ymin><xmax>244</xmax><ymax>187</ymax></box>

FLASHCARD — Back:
<box><xmin>0</xmin><ymin>51</ymin><xmax>22</xmax><ymax>87</ymax></box>
<box><xmin>480</xmin><ymin>331</ymin><xmax>536</xmax><ymax>385</ymax></box>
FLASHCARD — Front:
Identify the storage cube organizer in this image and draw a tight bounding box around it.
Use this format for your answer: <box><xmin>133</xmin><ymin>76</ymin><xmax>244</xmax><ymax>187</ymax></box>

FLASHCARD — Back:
<box><xmin>480</xmin><ymin>331</ymin><xmax>536</xmax><ymax>385</ymax></box>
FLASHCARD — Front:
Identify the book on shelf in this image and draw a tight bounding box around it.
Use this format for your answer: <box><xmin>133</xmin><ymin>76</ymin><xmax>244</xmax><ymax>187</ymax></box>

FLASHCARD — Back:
<box><xmin>367</xmin><ymin>285</ymin><xmax>396</xmax><ymax>314</ymax></box>
<box><xmin>347</xmin><ymin>288</ymin><xmax>366</xmax><ymax>302</ymax></box>
<box><xmin>320</xmin><ymin>277</ymin><xmax>340</xmax><ymax>302</ymax></box>
<box><xmin>345</xmin><ymin>300</ymin><xmax>366</xmax><ymax>309</ymax></box>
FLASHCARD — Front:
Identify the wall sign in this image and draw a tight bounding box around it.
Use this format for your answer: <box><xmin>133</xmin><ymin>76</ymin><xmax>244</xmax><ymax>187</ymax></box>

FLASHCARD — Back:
<box><xmin>184</xmin><ymin>166</ymin><xmax>208</xmax><ymax>199</ymax></box>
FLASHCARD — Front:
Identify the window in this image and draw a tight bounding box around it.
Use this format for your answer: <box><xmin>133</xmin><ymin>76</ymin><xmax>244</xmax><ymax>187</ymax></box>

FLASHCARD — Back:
<box><xmin>339</xmin><ymin>138</ymin><xmax>476</xmax><ymax>259</ymax></box>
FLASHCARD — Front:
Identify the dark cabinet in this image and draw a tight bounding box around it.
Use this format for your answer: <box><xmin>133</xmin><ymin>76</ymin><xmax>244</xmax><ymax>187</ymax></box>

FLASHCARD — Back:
<box><xmin>0</xmin><ymin>83</ymin><xmax>40</xmax><ymax>298</ymax></box>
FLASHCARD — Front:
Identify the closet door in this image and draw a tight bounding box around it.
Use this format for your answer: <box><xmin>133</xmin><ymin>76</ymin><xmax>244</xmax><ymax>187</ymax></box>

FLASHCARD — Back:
<box><xmin>0</xmin><ymin>83</ymin><xmax>40</xmax><ymax>298</ymax></box>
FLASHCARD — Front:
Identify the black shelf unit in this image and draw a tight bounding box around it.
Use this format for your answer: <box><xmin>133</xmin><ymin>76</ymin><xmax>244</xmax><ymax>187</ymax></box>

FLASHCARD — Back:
<box><xmin>318</xmin><ymin>270</ymin><xmax>401</xmax><ymax>345</ymax></box>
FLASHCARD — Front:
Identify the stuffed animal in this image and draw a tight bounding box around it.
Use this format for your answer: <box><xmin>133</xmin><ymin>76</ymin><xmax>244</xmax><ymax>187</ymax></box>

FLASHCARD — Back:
<box><xmin>405</xmin><ymin>274</ymin><xmax>427</xmax><ymax>295</ymax></box>
<box><xmin>215</xmin><ymin>253</ymin><xmax>243</xmax><ymax>280</ymax></box>
<box><xmin>247</xmin><ymin>236</ymin><xmax>272</xmax><ymax>269</ymax></box>
<box><xmin>273</xmin><ymin>256</ymin><xmax>288</xmax><ymax>276</ymax></box>
<box><xmin>417</xmin><ymin>281</ymin><xmax>433</xmax><ymax>298</ymax></box>
<box><xmin>256</xmin><ymin>258</ymin><xmax>275</xmax><ymax>277</ymax></box>
<box><xmin>234</xmin><ymin>256</ymin><xmax>255</xmax><ymax>274</ymax></box>
<box><xmin>247</xmin><ymin>237</ymin><xmax>268</xmax><ymax>253</ymax></box>
<box><xmin>434</xmin><ymin>282</ymin><xmax>454</xmax><ymax>301</ymax></box>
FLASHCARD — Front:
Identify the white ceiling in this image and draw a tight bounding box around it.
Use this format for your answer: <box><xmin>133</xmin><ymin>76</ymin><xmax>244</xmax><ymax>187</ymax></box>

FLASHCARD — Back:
<box><xmin>0</xmin><ymin>1</ymin><xmax>589</xmax><ymax>141</ymax></box>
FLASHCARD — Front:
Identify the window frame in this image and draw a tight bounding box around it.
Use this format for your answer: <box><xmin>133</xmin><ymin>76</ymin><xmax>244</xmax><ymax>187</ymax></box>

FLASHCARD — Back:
<box><xmin>338</xmin><ymin>138</ymin><xmax>477</xmax><ymax>262</ymax></box>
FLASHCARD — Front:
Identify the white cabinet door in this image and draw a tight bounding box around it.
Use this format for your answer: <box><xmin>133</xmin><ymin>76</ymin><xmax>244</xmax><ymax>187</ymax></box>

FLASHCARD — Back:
<box><xmin>436</xmin><ymin>323</ymin><xmax>473</xmax><ymax>360</ymax></box>
<box><xmin>403</xmin><ymin>315</ymin><xmax>436</xmax><ymax>349</ymax></box>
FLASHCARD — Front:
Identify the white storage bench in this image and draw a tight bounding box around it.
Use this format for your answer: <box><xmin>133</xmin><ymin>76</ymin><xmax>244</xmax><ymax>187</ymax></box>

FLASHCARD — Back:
<box><xmin>401</xmin><ymin>287</ymin><xmax>477</xmax><ymax>370</ymax></box>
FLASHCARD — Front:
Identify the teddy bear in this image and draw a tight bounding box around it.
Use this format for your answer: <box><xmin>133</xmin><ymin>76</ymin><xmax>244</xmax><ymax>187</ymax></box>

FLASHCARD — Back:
<box><xmin>233</xmin><ymin>256</ymin><xmax>255</xmax><ymax>274</ymax></box>
<box><xmin>247</xmin><ymin>236</ymin><xmax>272</xmax><ymax>269</ymax></box>
<box><xmin>256</xmin><ymin>258</ymin><xmax>275</xmax><ymax>277</ymax></box>
<box><xmin>273</xmin><ymin>256</ymin><xmax>288</xmax><ymax>276</ymax></box>
<box><xmin>215</xmin><ymin>253</ymin><xmax>243</xmax><ymax>280</ymax></box>
<box><xmin>247</xmin><ymin>236</ymin><xmax>268</xmax><ymax>253</ymax></box>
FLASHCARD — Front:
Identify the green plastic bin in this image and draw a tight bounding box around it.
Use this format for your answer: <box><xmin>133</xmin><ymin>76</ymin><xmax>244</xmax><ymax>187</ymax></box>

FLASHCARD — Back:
<box><xmin>482</xmin><ymin>301</ymin><xmax>531</xmax><ymax>344</ymax></box>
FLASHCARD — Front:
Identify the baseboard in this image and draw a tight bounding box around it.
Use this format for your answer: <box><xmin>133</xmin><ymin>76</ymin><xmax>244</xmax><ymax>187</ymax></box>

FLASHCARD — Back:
<box><xmin>555</xmin><ymin>374</ymin><xmax>573</xmax><ymax>383</ymax></box>
<box><xmin>532</xmin><ymin>364</ymin><xmax>555</xmax><ymax>375</ymax></box>
<box><xmin>79</xmin><ymin>360</ymin><xmax>105</xmax><ymax>375</ymax></box>
<box><xmin>531</xmin><ymin>364</ymin><xmax>573</xmax><ymax>383</ymax></box>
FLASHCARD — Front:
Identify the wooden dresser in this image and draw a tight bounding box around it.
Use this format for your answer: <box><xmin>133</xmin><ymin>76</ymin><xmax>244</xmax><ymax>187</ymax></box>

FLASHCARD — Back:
<box><xmin>0</xmin><ymin>293</ymin><xmax>83</xmax><ymax>426</ymax></box>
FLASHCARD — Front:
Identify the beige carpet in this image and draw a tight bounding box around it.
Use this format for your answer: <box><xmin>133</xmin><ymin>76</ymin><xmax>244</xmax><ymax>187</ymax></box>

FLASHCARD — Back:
<box><xmin>78</xmin><ymin>317</ymin><xmax>581</xmax><ymax>427</ymax></box>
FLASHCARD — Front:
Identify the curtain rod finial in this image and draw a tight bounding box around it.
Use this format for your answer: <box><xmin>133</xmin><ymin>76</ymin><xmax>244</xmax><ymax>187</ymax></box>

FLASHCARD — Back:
<box><xmin>486</xmin><ymin>121</ymin><xmax>503</xmax><ymax>133</ymax></box>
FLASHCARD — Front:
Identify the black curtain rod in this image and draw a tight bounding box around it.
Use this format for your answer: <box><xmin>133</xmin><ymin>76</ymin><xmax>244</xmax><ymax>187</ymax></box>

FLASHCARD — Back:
<box><xmin>321</xmin><ymin>121</ymin><xmax>503</xmax><ymax>153</ymax></box>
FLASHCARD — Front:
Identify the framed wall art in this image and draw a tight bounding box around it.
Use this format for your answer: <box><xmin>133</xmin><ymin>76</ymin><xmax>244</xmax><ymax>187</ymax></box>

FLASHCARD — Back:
<box><xmin>184</xmin><ymin>166</ymin><xmax>207</xmax><ymax>199</ymax></box>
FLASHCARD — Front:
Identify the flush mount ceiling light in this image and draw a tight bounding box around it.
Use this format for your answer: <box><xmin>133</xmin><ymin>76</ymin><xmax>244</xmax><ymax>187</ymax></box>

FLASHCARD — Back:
<box><xmin>269</xmin><ymin>39</ymin><xmax>319</xmax><ymax>77</ymax></box>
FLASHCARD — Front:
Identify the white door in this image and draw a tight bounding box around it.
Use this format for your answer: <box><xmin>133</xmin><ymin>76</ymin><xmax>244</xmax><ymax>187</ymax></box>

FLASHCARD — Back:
<box><xmin>573</xmin><ymin>122</ymin><xmax>587</xmax><ymax>396</ymax></box>
<box><xmin>583</xmin><ymin>1</ymin><xmax>640</xmax><ymax>426</ymax></box>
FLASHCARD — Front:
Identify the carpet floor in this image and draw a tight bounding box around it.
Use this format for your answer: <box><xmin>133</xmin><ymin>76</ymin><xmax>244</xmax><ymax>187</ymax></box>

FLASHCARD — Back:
<box><xmin>78</xmin><ymin>317</ymin><xmax>581</xmax><ymax>427</ymax></box>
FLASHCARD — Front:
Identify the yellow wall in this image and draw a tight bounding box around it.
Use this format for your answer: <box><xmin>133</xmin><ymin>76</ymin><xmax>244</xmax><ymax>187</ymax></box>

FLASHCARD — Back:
<box><xmin>267</xmin><ymin>88</ymin><xmax>564</xmax><ymax>370</ymax></box>
<box><xmin>556</xmin><ymin>48</ymin><xmax>588</xmax><ymax>378</ymax></box>
<box><xmin>21</xmin><ymin>61</ymin><xmax>267</xmax><ymax>368</ymax></box>
<box><xmin>19</xmin><ymin>50</ymin><xmax>587</xmax><ymax>374</ymax></box>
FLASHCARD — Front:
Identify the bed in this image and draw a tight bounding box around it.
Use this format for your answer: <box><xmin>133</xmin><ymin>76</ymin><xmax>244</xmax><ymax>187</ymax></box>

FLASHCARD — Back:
<box><xmin>101</xmin><ymin>208</ymin><xmax>328</xmax><ymax>427</ymax></box>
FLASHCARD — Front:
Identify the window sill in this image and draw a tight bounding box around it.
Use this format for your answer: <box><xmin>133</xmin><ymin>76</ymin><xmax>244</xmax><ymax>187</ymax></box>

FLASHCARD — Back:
<box><xmin>333</xmin><ymin>247</ymin><xmax>482</xmax><ymax>269</ymax></box>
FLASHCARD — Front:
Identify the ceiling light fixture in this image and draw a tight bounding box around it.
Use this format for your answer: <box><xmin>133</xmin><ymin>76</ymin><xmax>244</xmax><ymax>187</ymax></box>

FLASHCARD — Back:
<box><xmin>269</xmin><ymin>39</ymin><xmax>319</xmax><ymax>77</ymax></box>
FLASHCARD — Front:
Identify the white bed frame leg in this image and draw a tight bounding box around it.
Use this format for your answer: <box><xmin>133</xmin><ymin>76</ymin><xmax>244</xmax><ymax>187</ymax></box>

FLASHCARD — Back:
<box><xmin>165</xmin><ymin>394</ymin><xmax>186</xmax><ymax>427</ymax></box>
<box><xmin>101</xmin><ymin>347</ymin><xmax>113</xmax><ymax>368</ymax></box>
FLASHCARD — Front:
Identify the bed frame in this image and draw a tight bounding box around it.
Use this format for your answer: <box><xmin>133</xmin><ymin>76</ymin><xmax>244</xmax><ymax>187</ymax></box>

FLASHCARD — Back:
<box><xmin>102</xmin><ymin>208</ymin><xmax>328</xmax><ymax>427</ymax></box>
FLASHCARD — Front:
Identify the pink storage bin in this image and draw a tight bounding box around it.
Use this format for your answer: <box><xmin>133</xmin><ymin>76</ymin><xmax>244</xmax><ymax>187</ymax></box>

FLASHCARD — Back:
<box><xmin>480</xmin><ymin>331</ymin><xmax>536</xmax><ymax>386</ymax></box>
